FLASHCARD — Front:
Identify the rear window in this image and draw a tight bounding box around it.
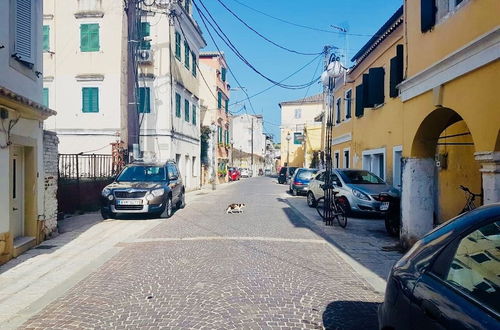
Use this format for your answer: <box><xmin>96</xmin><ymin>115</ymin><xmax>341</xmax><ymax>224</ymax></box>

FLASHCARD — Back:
<box><xmin>297</xmin><ymin>169</ymin><xmax>318</xmax><ymax>180</ymax></box>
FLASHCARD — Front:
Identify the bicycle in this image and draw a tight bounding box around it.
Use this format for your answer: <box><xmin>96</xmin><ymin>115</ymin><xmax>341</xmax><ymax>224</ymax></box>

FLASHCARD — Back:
<box><xmin>315</xmin><ymin>183</ymin><xmax>347</xmax><ymax>228</ymax></box>
<box><xmin>459</xmin><ymin>185</ymin><xmax>482</xmax><ymax>214</ymax></box>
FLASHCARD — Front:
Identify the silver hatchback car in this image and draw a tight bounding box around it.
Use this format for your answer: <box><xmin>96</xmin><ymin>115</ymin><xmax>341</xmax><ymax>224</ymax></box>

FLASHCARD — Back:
<box><xmin>307</xmin><ymin>169</ymin><xmax>400</xmax><ymax>215</ymax></box>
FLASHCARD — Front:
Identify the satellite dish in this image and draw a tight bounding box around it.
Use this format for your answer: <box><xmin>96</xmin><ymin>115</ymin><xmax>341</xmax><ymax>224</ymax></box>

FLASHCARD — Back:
<box><xmin>320</xmin><ymin>71</ymin><xmax>329</xmax><ymax>86</ymax></box>
<box><xmin>327</xmin><ymin>60</ymin><xmax>343</xmax><ymax>78</ymax></box>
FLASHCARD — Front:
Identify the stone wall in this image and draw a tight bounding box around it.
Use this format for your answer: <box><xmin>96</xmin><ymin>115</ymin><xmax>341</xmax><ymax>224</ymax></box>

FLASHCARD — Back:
<box><xmin>42</xmin><ymin>130</ymin><xmax>59</xmax><ymax>238</ymax></box>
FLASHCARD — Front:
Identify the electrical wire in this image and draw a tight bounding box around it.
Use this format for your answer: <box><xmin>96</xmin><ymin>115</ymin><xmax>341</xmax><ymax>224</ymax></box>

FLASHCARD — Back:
<box><xmin>213</xmin><ymin>0</ymin><xmax>323</xmax><ymax>56</ymax></box>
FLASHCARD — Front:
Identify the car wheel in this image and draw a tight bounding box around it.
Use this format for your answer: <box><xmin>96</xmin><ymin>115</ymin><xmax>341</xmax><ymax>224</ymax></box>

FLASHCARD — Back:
<box><xmin>101</xmin><ymin>209</ymin><xmax>115</xmax><ymax>219</ymax></box>
<box><xmin>307</xmin><ymin>192</ymin><xmax>317</xmax><ymax>207</ymax></box>
<box><xmin>337</xmin><ymin>196</ymin><xmax>352</xmax><ymax>216</ymax></box>
<box><xmin>165</xmin><ymin>196</ymin><xmax>173</xmax><ymax>218</ymax></box>
<box><xmin>291</xmin><ymin>188</ymin><xmax>297</xmax><ymax>196</ymax></box>
<box><xmin>177</xmin><ymin>190</ymin><xmax>186</xmax><ymax>209</ymax></box>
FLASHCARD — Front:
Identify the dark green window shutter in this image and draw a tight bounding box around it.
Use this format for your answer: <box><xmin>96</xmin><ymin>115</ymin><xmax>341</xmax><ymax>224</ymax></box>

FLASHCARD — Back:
<box><xmin>336</xmin><ymin>98</ymin><xmax>341</xmax><ymax>124</ymax></box>
<box><xmin>217</xmin><ymin>91</ymin><xmax>222</xmax><ymax>109</ymax></box>
<box><xmin>42</xmin><ymin>88</ymin><xmax>49</xmax><ymax>107</ymax></box>
<box><xmin>362</xmin><ymin>74</ymin><xmax>373</xmax><ymax>108</ymax></box>
<box><xmin>80</xmin><ymin>24</ymin><xmax>99</xmax><ymax>52</ymax></box>
<box><xmin>390</xmin><ymin>44</ymin><xmax>404</xmax><ymax>98</ymax></box>
<box><xmin>175</xmin><ymin>31</ymin><xmax>181</xmax><ymax>59</ymax></box>
<box><xmin>43</xmin><ymin>25</ymin><xmax>50</xmax><ymax>51</ymax></box>
<box><xmin>191</xmin><ymin>52</ymin><xmax>197</xmax><ymax>76</ymax></box>
<box><xmin>82</xmin><ymin>87</ymin><xmax>99</xmax><ymax>113</ymax></box>
<box><xmin>421</xmin><ymin>0</ymin><xmax>436</xmax><ymax>33</ymax></box>
<box><xmin>218</xmin><ymin>126</ymin><xmax>222</xmax><ymax>143</ymax></box>
<box><xmin>192</xmin><ymin>104</ymin><xmax>197</xmax><ymax>125</ymax></box>
<box><xmin>226</xmin><ymin>129</ymin><xmax>229</xmax><ymax>144</ymax></box>
<box><xmin>346</xmin><ymin>90</ymin><xmax>352</xmax><ymax>119</ymax></box>
<box><xmin>184</xmin><ymin>41</ymin><xmax>190</xmax><ymax>69</ymax></box>
<box><xmin>184</xmin><ymin>99</ymin><xmax>190</xmax><ymax>121</ymax></box>
<box><xmin>355</xmin><ymin>84</ymin><xmax>364</xmax><ymax>117</ymax></box>
<box><xmin>368</xmin><ymin>67</ymin><xmax>385</xmax><ymax>106</ymax></box>
<box><xmin>175</xmin><ymin>93</ymin><xmax>181</xmax><ymax>117</ymax></box>
<box><xmin>140</xmin><ymin>22</ymin><xmax>151</xmax><ymax>50</ymax></box>
<box><xmin>225</xmin><ymin>99</ymin><xmax>229</xmax><ymax>113</ymax></box>
<box><xmin>221</xmin><ymin>67</ymin><xmax>227</xmax><ymax>82</ymax></box>
<box><xmin>138</xmin><ymin>87</ymin><xmax>150</xmax><ymax>113</ymax></box>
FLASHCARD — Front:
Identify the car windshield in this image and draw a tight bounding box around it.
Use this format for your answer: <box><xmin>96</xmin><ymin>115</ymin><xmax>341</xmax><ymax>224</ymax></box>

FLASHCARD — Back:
<box><xmin>296</xmin><ymin>169</ymin><xmax>318</xmax><ymax>180</ymax></box>
<box><xmin>339</xmin><ymin>170</ymin><xmax>385</xmax><ymax>184</ymax></box>
<box><xmin>117</xmin><ymin>166</ymin><xmax>166</xmax><ymax>182</ymax></box>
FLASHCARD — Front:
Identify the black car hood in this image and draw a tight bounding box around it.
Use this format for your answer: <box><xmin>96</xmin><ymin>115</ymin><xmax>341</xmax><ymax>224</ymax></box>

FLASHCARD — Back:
<box><xmin>107</xmin><ymin>181</ymin><xmax>163</xmax><ymax>190</ymax></box>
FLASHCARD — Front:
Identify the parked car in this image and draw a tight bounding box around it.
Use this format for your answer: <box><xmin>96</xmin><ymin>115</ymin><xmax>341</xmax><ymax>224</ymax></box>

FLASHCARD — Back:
<box><xmin>306</xmin><ymin>169</ymin><xmax>399</xmax><ymax>215</ymax></box>
<box><xmin>289</xmin><ymin>168</ymin><xmax>318</xmax><ymax>196</ymax></box>
<box><xmin>100</xmin><ymin>160</ymin><xmax>185</xmax><ymax>219</ymax></box>
<box><xmin>378</xmin><ymin>204</ymin><xmax>500</xmax><ymax>329</ymax></box>
<box><xmin>228</xmin><ymin>167</ymin><xmax>240</xmax><ymax>181</ymax></box>
<box><xmin>278</xmin><ymin>166</ymin><xmax>298</xmax><ymax>184</ymax></box>
<box><xmin>240</xmin><ymin>168</ymin><xmax>250</xmax><ymax>178</ymax></box>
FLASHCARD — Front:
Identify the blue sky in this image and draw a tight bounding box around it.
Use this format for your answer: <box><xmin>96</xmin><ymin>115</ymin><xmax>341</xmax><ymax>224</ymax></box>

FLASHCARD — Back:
<box><xmin>193</xmin><ymin>0</ymin><xmax>402</xmax><ymax>140</ymax></box>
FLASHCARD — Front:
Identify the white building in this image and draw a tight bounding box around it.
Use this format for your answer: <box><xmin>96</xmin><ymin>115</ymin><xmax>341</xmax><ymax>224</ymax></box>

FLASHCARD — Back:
<box><xmin>43</xmin><ymin>0</ymin><xmax>206</xmax><ymax>191</ymax></box>
<box><xmin>231</xmin><ymin>114</ymin><xmax>266</xmax><ymax>175</ymax></box>
<box><xmin>0</xmin><ymin>0</ymin><xmax>56</xmax><ymax>264</ymax></box>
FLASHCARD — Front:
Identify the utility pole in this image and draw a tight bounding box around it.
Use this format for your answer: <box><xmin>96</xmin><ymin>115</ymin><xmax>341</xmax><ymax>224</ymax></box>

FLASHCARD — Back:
<box><xmin>251</xmin><ymin>116</ymin><xmax>254</xmax><ymax>176</ymax></box>
<box><xmin>126</xmin><ymin>0</ymin><xmax>140</xmax><ymax>161</ymax></box>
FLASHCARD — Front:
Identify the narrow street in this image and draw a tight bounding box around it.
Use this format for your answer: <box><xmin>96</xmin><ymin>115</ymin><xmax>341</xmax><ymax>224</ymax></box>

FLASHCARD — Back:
<box><xmin>1</xmin><ymin>177</ymin><xmax>400</xmax><ymax>329</ymax></box>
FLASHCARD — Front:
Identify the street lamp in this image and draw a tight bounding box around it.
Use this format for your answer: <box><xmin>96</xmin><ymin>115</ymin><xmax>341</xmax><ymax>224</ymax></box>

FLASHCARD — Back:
<box><xmin>210</xmin><ymin>123</ymin><xmax>217</xmax><ymax>190</ymax></box>
<box><xmin>286</xmin><ymin>132</ymin><xmax>291</xmax><ymax>166</ymax></box>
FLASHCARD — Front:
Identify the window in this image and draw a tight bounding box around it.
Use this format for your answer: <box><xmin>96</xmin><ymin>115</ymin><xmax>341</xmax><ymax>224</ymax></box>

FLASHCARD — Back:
<box><xmin>393</xmin><ymin>146</ymin><xmax>402</xmax><ymax>190</ymax></box>
<box><xmin>43</xmin><ymin>25</ymin><xmax>50</xmax><ymax>51</ymax></box>
<box><xmin>192</xmin><ymin>104</ymin><xmax>197</xmax><ymax>125</ymax></box>
<box><xmin>355</xmin><ymin>84</ymin><xmax>364</xmax><ymax>117</ymax></box>
<box><xmin>441</xmin><ymin>221</ymin><xmax>500</xmax><ymax>314</ymax></box>
<box><xmin>140</xmin><ymin>22</ymin><xmax>150</xmax><ymax>50</ymax></box>
<box><xmin>335</xmin><ymin>98</ymin><xmax>341</xmax><ymax>124</ymax></box>
<box><xmin>294</xmin><ymin>108</ymin><xmax>301</xmax><ymax>119</ymax></box>
<box><xmin>184</xmin><ymin>41</ymin><xmax>190</xmax><ymax>69</ymax></box>
<box><xmin>390</xmin><ymin>45</ymin><xmax>404</xmax><ymax>98</ymax></box>
<box><xmin>436</xmin><ymin>0</ymin><xmax>468</xmax><ymax>23</ymax></box>
<box><xmin>175</xmin><ymin>31</ymin><xmax>181</xmax><ymax>60</ymax></box>
<box><xmin>80</xmin><ymin>24</ymin><xmax>100</xmax><ymax>52</ymax></box>
<box><xmin>184</xmin><ymin>99</ymin><xmax>190</xmax><ymax>122</ymax></box>
<box><xmin>221</xmin><ymin>67</ymin><xmax>227</xmax><ymax>82</ymax></box>
<box><xmin>192</xmin><ymin>156</ymin><xmax>197</xmax><ymax>177</ymax></box>
<box><xmin>368</xmin><ymin>67</ymin><xmax>385</xmax><ymax>106</ymax></box>
<box><xmin>14</xmin><ymin>0</ymin><xmax>35</xmax><ymax>64</ymax></box>
<box><xmin>225</xmin><ymin>129</ymin><xmax>230</xmax><ymax>144</ymax></box>
<box><xmin>362</xmin><ymin>148</ymin><xmax>385</xmax><ymax>179</ymax></box>
<box><xmin>217</xmin><ymin>91</ymin><xmax>222</xmax><ymax>109</ymax></box>
<box><xmin>138</xmin><ymin>87</ymin><xmax>150</xmax><ymax>113</ymax></box>
<box><xmin>82</xmin><ymin>87</ymin><xmax>99</xmax><ymax>113</ymax></box>
<box><xmin>293</xmin><ymin>132</ymin><xmax>302</xmax><ymax>145</ymax></box>
<box><xmin>345</xmin><ymin>90</ymin><xmax>352</xmax><ymax>119</ymax></box>
<box><xmin>175</xmin><ymin>93</ymin><xmax>181</xmax><ymax>117</ymax></box>
<box><xmin>218</xmin><ymin>126</ymin><xmax>222</xmax><ymax>143</ymax></box>
<box><xmin>334</xmin><ymin>151</ymin><xmax>340</xmax><ymax>168</ymax></box>
<box><xmin>191</xmin><ymin>51</ymin><xmax>197</xmax><ymax>76</ymax></box>
<box><xmin>225</xmin><ymin>99</ymin><xmax>229</xmax><ymax>113</ymax></box>
<box><xmin>343</xmin><ymin>149</ymin><xmax>350</xmax><ymax>168</ymax></box>
<box><xmin>42</xmin><ymin>88</ymin><xmax>49</xmax><ymax>107</ymax></box>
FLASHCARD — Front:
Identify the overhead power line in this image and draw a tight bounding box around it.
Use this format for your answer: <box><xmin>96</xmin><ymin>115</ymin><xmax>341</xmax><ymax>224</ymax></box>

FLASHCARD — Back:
<box><xmin>214</xmin><ymin>0</ymin><xmax>323</xmax><ymax>56</ymax></box>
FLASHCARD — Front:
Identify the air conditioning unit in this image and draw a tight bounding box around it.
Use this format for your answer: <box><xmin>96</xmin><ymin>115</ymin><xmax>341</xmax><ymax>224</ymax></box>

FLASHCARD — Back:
<box><xmin>138</xmin><ymin>49</ymin><xmax>153</xmax><ymax>63</ymax></box>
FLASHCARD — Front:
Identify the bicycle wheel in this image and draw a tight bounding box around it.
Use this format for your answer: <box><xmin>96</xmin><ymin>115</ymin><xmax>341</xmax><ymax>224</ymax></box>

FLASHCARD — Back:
<box><xmin>335</xmin><ymin>202</ymin><xmax>348</xmax><ymax>228</ymax></box>
<box><xmin>316</xmin><ymin>197</ymin><xmax>326</xmax><ymax>220</ymax></box>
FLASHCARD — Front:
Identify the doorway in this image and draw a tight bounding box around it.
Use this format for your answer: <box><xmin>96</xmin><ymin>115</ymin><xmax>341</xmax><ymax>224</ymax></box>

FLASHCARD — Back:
<box><xmin>10</xmin><ymin>146</ymin><xmax>25</xmax><ymax>239</ymax></box>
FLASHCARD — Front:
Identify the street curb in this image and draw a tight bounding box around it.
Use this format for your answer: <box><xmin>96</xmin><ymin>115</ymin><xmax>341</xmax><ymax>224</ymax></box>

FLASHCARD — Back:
<box><xmin>283</xmin><ymin>197</ymin><xmax>387</xmax><ymax>294</ymax></box>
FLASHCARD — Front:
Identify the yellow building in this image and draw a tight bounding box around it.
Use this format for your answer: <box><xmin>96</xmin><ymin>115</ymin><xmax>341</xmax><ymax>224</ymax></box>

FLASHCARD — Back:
<box><xmin>279</xmin><ymin>94</ymin><xmax>324</xmax><ymax>168</ymax></box>
<box><xmin>328</xmin><ymin>1</ymin><xmax>500</xmax><ymax>248</ymax></box>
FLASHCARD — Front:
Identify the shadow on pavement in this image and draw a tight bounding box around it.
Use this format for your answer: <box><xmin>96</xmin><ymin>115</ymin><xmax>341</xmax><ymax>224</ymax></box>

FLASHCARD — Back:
<box><xmin>322</xmin><ymin>300</ymin><xmax>380</xmax><ymax>330</ymax></box>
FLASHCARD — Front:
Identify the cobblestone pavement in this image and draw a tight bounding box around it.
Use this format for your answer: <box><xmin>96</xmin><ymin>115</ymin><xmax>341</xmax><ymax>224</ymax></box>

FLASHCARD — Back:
<box><xmin>22</xmin><ymin>177</ymin><xmax>385</xmax><ymax>329</ymax></box>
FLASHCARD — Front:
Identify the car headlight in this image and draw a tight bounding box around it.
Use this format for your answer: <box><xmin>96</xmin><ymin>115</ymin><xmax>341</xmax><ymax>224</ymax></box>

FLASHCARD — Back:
<box><xmin>102</xmin><ymin>188</ymin><xmax>111</xmax><ymax>197</ymax></box>
<box><xmin>352</xmin><ymin>189</ymin><xmax>370</xmax><ymax>201</ymax></box>
<box><xmin>151</xmin><ymin>188</ymin><xmax>165</xmax><ymax>197</ymax></box>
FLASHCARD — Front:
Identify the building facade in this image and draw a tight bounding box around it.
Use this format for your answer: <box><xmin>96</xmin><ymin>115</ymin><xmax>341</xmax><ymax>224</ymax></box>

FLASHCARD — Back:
<box><xmin>231</xmin><ymin>114</ymin><xmax>266</xmax><ymax>175</ymax></box>
<box><xmin>279</xmin><ymin>94</ymin><xmax>324</xmax><ymax>168</ymax></box>
<box><xmin>199</xmin><ymin>51</ymin><xmax>231</xmax><ymax>182</ymax></box>
<box><xmin>0</xmin><ymin>0</ymin><xmax>57</xmax><ymax>264</ymax></box>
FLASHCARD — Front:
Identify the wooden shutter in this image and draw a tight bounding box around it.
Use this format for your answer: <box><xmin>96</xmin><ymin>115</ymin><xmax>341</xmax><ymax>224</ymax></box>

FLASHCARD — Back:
<box><xmin>421</xmin><ymin>0</ymin><xmax>436</xmax><ymax>33</ymax></box>
<box><xmin>184</xmin><ymin>99</ymin><xmax>189</xmax><ymax>121</ymax></box>
<box><xmin>184</xmin><ymin>41</ymin><xmax>190</xmax><ymax>68</ymax></box>
<box><xmin>225</xmin><ymin>99</ymin><xmax>229</xmax><ymax>113</ymax></box>
<box><xmin>221</xmin><ymin>67</ymin><xmax>227</xmax><ymax>82</ymax></box>
<box><xmin>217</xmin><ymin>91</ymin><xmax>222</xmax><ymax>109</ymax></box>
<box><xmin>175</xmin><ymin>32</ymin><xmax>181</xmax><ymax>59</ymax></box>
<box><xmin>43</xmin><ymin>26</ymin><xmax>50</xmax><ymax>51</ymax></box>
<box><xmin>81</xmin><ymin>24</ymin><xmax>99</xmax><ymax>52</ymax></box>
<box><xmin>191</xmin><ymin>52</ymin><xmax>197</xmax><ymax>76</ymax></box>
<box><xmin>355</xmin><ymin>84</ymin><xmax>364</xmax><ymax>117</ymax></box>
<box><xmin>175</xmin><ymin>93</ymin><xmax>181</xmax><ymax>117</ymax></box>
<box><xmin>139</xmin><ymin>87</ymin><xmax>150</xmax><ymax>113</ymax></box>
<box><xmin>82</xmin><ymin>88</ymin><xmax>99</xmax><ymax>113</ymax></box>
<box><xmin>192</xmin><ymin>104</ymin><xmax>196</xmax><ymax>124</ymax></box>
<box><xmin>368</xmin><ymin>67</ymin><xmax>385</xmax><ymax>106</ymax></box>
<box><xmin>15</xmin><ymin>0</ymin><xmax>34</xmax><ymax>64</ymax></box>
<box><xmin>336</xmin><ymin>98</ymin><xmax>341</xmax><ymax>124</ymax></box>
<box><xmin>346</xmin><ymin>90</ymin><xmax>352</xmax><ymax>118</ymax></box>
<box><xmin>42</xmin><ymin>88</ymin><xmax>49</xmax><ymax>107</ymax></box>
<box><xmin>362</xmin><ymin>74</ymin><xmax>373</xmax><ymax>108</ymax></box>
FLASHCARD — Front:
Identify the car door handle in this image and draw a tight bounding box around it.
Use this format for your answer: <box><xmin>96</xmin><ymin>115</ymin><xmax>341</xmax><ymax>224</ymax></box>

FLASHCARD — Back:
<box><xmin>421</xmin><ymin>300</ymin><xmax>442</xmax><ymax>320</ymax></box>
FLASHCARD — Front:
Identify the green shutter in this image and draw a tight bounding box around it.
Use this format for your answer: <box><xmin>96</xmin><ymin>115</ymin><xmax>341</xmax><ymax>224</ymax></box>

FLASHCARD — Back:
<box><xmin>138</xmin><ymin>87</ymin><xmax>150</xmax><ymax>113</ymax></box>
<box><xmin>175</xmin><ymin>93</ymin><xmax>181</xmax><ymax>117</ymax></box>
<box><xmin>82</xmin><ymin>87</ymin><xmax>99</xmax><ymax>113</ymax></box>
<box><xmin>184</xmin><ymin>41</ymin><xmax>190</xmax><ymax>69</ymax></box>
<box><xmin>43</xmin><ymin>25</ymin><xmax>50</xmax><ymax>51</ymax></box>
<box><xmin>191</xmin><ymin>52</ymin><xmax>197</xmax><ymax>76</ymax></box>
<box><xmin>184</xmin><ymin>99</ymin><xmax>190</xmax><ymax>121</ymax></box>
<box><xmin>192</xmin><ymin>104</ymin><xmax>196</xmax><ymax>125</ymax></box>
<box><xmin>225</xmin><ymin>99</ymin><xmax>229</xmax><ymax>113</ymax></box>
<box><xmin>355</xmin><ymin>84</ymin><xmax>364</xmax><ymax>117</ymax></box>
<box><xmin>218</xmin><ymin>126</ymin><xmax>222</xmax><ymax>143</ymax></box>
<box><xmin>346</xmin><ymin>90</ymin><xmax>352</xmax><ymax>118</ymax></box>
<box><xmin>421</xmin><ymin>0</ymin><xmax>437</xmax><ymax>33</ymax></box>
<box><xmin>140</xmin><ymin>22</ymin><xmax>151</xmax><ymax>50</ymax></box>
<box><xmin>221</xmin><ymin>67</ymin><xmax>227</xmax><ymax>82</ymax></box>
<box><xmin>81</xmin><ymin>24</ymin><xmax>99</xmax><ymax>52</ymax></box>
<box><xmin>226</xmin><ymin>129</ymin><xmax>229</xmax><ymax>144</ymax></box>
<box><xmin>175</xmin><ymin>31</ymin><xmax>181</xmax><ymax>59</ymax></box>
<box><xmin>42</xmin><ymin>88</ymin><xmax>49</xmax><ymax>107</ymax></box>
<box><xmin>217</xmin><ymin>91</ymin><xmax>222</xmax><ymax>109</ymax></box>
<box><xmin>185</xmin><ymin>0</ymin><xmax>190</xmax><ymax>13</ymax></box>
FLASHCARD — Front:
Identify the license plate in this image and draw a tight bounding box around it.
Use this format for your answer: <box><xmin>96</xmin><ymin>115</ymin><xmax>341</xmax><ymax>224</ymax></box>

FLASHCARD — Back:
<box><xmin>380</xmin><ymin>202</ymin><xmax>390</xmax><ymax>211</ymax></box>
<box><xmin>117</xmin><ymin>199</ymin><xmax>142</xmax><ymax>205</ymax></box>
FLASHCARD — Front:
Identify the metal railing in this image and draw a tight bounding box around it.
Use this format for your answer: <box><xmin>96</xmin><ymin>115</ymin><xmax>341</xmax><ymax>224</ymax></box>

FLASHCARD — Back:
<box><xmin>58</xmin><ymin>154</ymin><xmax>121</xmax><ymax>179</ymax></box>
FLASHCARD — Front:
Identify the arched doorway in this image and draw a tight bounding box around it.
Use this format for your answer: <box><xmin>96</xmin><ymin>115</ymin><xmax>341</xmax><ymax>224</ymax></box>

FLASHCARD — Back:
<box><xmin>401</xmin><ymin>107</ymin><xmax>482</xmax><ymax>247</ymax></box>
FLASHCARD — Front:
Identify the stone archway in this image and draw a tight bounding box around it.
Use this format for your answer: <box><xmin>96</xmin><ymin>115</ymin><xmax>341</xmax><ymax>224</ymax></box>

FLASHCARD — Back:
<box><xmin>401</xmin><ymin>107</ymin><xmax>481</xmax><ymax>248</ymax></box>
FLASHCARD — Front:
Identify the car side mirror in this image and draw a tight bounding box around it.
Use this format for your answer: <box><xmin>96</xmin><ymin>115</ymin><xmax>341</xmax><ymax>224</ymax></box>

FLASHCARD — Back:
<box><xmin>169</xmin><ymin>175</ymin><xmax>178</xmax><ymax>181</ymax></box>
